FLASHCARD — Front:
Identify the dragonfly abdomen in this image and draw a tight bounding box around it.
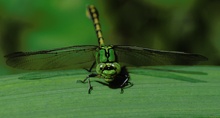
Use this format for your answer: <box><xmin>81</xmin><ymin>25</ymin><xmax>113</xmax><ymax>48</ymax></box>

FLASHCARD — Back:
<box><xmin>87</xmin><ymin>5</ymin><xmax>105</xmax><ymax>47</ymax></box>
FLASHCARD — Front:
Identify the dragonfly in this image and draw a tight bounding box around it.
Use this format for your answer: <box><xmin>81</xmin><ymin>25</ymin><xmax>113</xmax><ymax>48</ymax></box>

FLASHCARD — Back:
<box><xmin>5</xmin><ymin>5</ymin><xmax>208</xmax><ymax>94</ymax></box>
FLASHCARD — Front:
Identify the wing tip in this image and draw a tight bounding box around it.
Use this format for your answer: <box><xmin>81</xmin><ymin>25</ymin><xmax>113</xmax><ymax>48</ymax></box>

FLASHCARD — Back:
<box><xmin>192</xmin><ymin>54</ymin><xmax>208</xmax><ymax>61</ymax></box>
<box><xmin>201</xmin><ymin>55</ymin><xmax>208</xmax><ymax>61</ymax></box>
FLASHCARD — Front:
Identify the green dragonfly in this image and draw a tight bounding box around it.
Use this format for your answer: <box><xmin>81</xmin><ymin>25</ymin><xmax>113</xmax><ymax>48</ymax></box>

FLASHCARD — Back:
<box><xmin>5</xmin><ymin>5</ymin><xmax>207</xmax><ymax>93</ymax></box>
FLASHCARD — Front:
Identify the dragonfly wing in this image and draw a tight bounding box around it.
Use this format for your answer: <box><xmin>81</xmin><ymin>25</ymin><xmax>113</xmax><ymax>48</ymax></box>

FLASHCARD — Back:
<box><xmin>5</xmin><ymin>45</ymin><xmax>98</xmax><ymax>70</ymax></box>
<box><xmin>114</xmin><ymin>45</ymin><xmax>208</xmax><ymax>67</ymax></box>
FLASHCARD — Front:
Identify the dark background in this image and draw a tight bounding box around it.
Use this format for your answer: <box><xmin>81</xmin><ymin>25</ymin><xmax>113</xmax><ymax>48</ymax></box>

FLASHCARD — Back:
<box><xmin>0</xmin><ymin>0</ymin><xmax>219</xmax><ymax>75</ymax></box>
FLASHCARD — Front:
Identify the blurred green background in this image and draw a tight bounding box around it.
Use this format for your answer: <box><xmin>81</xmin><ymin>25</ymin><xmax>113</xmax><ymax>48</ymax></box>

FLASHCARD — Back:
<box><xmin>0</xmin><ymin>0</ymin><xmax>220</xmax><ymax>75</ymax></box>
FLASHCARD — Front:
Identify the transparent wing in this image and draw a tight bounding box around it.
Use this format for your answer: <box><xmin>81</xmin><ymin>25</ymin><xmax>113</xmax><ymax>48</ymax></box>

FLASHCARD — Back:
<box><xmin>114</xmin><ymin>45</ymin><xmax>208</xmax><ymax>67</ymax></box>
<box><xmin>5</xmin><ymin>45</ymin><xmax>98</xmax><ymax>70</ymax></box>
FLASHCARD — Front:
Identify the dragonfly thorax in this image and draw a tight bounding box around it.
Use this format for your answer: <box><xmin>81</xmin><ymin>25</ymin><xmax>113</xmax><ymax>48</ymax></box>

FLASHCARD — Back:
<box><xmin>95</xmin><ymin>46</ymin><xmax>121</xmax><ymax>81</ymax></box>
<box><xmin>96</xmin><ymin>62</ymin><xmax>121</xmax><ymax>81</ymax></box>
<box><xmin>97</xmin><ymin>46</ymin><xmax>116</xmax><ymax>63</ymax></box>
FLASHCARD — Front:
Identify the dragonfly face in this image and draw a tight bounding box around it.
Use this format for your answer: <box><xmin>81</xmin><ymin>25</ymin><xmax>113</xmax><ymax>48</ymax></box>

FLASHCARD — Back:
<box><xmin>96</xmin><ymin>46</ymin><xmax>121</xmax><ymax>81</ymax></box>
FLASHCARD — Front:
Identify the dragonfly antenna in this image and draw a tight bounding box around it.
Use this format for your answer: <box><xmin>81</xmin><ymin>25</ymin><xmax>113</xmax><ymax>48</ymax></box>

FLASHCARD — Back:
<box><xmin>87</xmin><ymin>5</ymin><xmax>105</xmax><ymax>47</ymax></box>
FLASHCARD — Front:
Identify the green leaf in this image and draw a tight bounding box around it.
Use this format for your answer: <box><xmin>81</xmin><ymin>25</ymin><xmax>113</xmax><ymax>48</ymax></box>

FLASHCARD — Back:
<box><xmin>0</xmin><ymin>66</ymin><xmax>220</xmax><ymax>117</ymax></box>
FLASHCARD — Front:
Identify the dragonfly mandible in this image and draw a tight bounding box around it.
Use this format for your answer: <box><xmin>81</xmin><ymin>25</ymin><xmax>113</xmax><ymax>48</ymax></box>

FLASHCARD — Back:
<box><xmin>5</xmin><ymin>5</ymin><xmax>208</xmax><ymax>94</ymax></box>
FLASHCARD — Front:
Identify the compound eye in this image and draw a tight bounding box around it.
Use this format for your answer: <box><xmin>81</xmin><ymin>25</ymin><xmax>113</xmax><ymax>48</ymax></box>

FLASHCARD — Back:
<box><xmin>99</xmin><ymin>63</ymin><xmax>106</xmax><ymax>70</ymax></box>
<box><xmin>96</xmin><ymin>63</ymin><xmax>106</xmax><ymax>74</ymax></box>
<box><xmin>112</xmin><ymin>62</ymin><xmax>121</xmax><ymax>74</ymax></box>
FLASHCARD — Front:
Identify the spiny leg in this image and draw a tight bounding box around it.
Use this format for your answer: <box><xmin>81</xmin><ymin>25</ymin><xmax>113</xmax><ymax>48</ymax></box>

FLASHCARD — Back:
<box><xmin>121</xmin><ymin>81</ymin><xmax>134</xmax><ymax>94</ymax></box>
<box><xmin>120</xmin><ymin>74</ymin><xmax>130</xmax><ymax>94</ymax></box>
<box><xmin>84</xmin><ymin>61</ymin><xmax>96</xmax><ymax>72</ymax></box>
<box><xmin>78</xmin><ymin>60</ymin><xmax>97</xmax><ymax>93</ymax></box>
<box><xmin>77</xmin><ymin>73</ymin><xmax>97</xmax><ymax>94</ymax></box>
<box><xmin>120</xmin><ymin>78</ymin><xmax>128</xmax><ymax>94</ymax></box>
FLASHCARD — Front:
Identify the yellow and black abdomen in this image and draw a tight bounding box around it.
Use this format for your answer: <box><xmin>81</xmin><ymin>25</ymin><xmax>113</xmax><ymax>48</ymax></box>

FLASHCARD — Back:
<box><xmin>87</xmin><ymin>5</ymin><xmax>105</xmax><ymax>47</ymax></box>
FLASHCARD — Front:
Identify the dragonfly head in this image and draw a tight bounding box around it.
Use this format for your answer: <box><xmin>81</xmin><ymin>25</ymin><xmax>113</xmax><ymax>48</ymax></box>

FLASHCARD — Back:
<box><xmin>96</xmin><ymin>62</ymin><xmax>121</xmax><ymax>82</ymax></box>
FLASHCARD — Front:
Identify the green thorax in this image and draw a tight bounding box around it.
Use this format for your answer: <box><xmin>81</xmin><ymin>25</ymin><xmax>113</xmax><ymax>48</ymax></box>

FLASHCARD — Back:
<box><xmin>96</xmin><ymin>45</ymin><xmax>116</xmax><ymax>63</ymax></box>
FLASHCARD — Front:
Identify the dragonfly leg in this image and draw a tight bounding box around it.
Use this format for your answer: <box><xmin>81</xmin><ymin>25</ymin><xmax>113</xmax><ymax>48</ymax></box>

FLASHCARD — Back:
<box><xmin>120</xmin><ymin>78</ymin><xmax>127</xmax><ymax>94</ymax></box>
<box><xmin>87</xmin><ymin>77</ymin><xmax>93</xmax><ymax>94</ymax></box>
<box><xmin>77</xmin><ymin>73</ymin><xmax>97</xmax><ymax>94</ymax></box>
<box><xmin>77</xmin><ymin>73</ymin><xmax>97</xmax><ymax>83</ymax></box>
<box><xmin>120</xmin><ymin>75</ymin><xmax>129</xmax><ymax>94</ymax></box>
<box><xmin>84</xmin><ymin>61</ymin><xmax>96</xmax><ymax>72</ymax></box>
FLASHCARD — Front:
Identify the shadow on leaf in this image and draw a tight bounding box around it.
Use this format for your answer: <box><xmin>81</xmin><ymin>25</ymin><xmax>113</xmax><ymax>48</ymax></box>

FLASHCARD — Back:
<box><xmin>129</xmin><ymin>66</ymin><xmax>207</xmax><ymax>83</ymax></box>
